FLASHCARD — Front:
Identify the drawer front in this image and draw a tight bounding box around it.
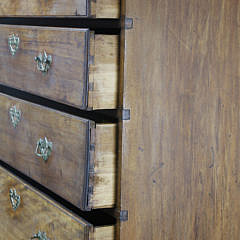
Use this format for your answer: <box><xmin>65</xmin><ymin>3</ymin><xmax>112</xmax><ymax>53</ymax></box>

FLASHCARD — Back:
<box><xmin>0</xmin><ymin>25</ymin><xmax>89</xmax><ymax>109</ymax></box>
<box><xmin>0</xmin><ymin>0</ymin><xmax>120</xmax><ymax>18</ymax></box>
<box><xmin>0</xmin><ymin>166</ymin><xmax>114</xmax><ymax>240</ymax></box>
<box><xmin>0</xmin><ymin>93</ymin><xmax>116</xmax><ymax>210</ymax></box>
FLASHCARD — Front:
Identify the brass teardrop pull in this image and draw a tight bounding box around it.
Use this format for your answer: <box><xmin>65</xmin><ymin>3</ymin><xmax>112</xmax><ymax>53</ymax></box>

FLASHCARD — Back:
<box><xmin>8</xmin><ymin>34</ymin><xmax>20</xmax><ymax>56</ymax></box>
<box><xmin>9</xmin><ymin>105</ymin><xmax>21</xmax><ymax>128</ymax></box>
<box><xmin>31</xmin><ymin>231</ymin><xmax>50</xmax><ymax>240</ymax></box>
<box><xmin>34</xmin><ymin>50</ymin><xmax>52</xmax><ymax>73</ymax></box>
<box><xmin>35</xmin><ymin>137</ymin><xmax>53</xmax><ymax>161</ymax></box>
<box><xmin>9</xmin><ymin>188</ymin><xmax>21</xmax><ymax>210</ymax></box>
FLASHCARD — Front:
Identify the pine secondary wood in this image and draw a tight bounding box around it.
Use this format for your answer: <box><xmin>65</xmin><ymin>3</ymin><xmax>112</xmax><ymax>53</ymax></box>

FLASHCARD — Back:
<box><xmin>90</xmin><ymin>0</ymin><xmax>120</xmax><ymax>18</ymax></box>
<box><xmin>0</xmin><ymin>0</ymin><xmax>120</xmax><ymax>18</ymax></box>
<box><xmin>94</xmin><ymin>226</ymin><xmax>115</xmax><ymax>240</ymax></box>
<box><xmin>0</xmin><ymin>166</ymin><xmax>114</xmax><ymax>240</ymax></box>
<box><xmin>88</xmin><ymin>124</ymin><xmax>117</xmax><ymax>209</ymax></box>
<box><xmin>0</xmin><ymin>25</ymin><xmax>119</xmax><ymax>110</ymax></box>
<box><xmin>0</xmin><ymin>93</ymin><xmax>117</xmax><ymax>210</ymax></box>
<box><xmin>89</xmin><ymin>34</ymin><xmax>119</xmax><ymax>110</ymax></box>
<box><xmin>118</xmin><ymin>0</ymin><xmax>240</xmax><ymax>239</ymax></box>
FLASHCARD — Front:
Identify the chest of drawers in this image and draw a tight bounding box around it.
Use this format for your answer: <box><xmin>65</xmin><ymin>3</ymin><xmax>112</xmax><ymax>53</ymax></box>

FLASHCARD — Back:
<box><xmin>0</xmin><ymin>1</ymin><xmax>121</xmax><ymax>240</ymax></box>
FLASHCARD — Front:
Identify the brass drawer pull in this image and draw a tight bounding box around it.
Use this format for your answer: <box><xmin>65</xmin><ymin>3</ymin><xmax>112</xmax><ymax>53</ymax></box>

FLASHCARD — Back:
<box><xmin>9</xmin><ymin>105</ymin><xmax>21</xmax><ymax>128</ymax></box>
<box><xmin>9</xmin><ymin>188</ymin><xmax>21</xmax><ymax>210</ymax></box>
<box><xmin>31</xmin><ymin>231</ymin><xmax>50</xmax><ymax>240</ymax></box>
<box><xmin>35</xmin><ymin>137</ymin><xmax>53</xmax><ymax>161</ymax></box>
<box><xmin>35</xmin><ymin>51</ymin><xmax>52</xmax><ymax>73</ymax></box>
<box><xmin>8</xmin><ymin>34</ymin><xmax>20</xmax><ymax>56</ymax></box>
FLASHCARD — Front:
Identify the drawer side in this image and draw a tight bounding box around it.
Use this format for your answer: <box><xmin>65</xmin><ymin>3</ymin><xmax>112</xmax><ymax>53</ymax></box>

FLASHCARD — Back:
<box><xmin>88</xmin><ymin>34</ymin><xmax>119</xmax><ymax>110</ymax></box>
<box><xmin>88</xmin><ymin>124</ymin><xmax>117</xmax><ymax>209</ymax></box>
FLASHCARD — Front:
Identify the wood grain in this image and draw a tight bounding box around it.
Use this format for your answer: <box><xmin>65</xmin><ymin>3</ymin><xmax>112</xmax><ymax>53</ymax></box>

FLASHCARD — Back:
<box><xmin>0</xmin><ymin>0</ymin><xmax>120</xmax><ymax>18</ymax></box>
<box><xmin>89</xmin><ymin>34</ymin><xmax>119</xmax><ymax>110</ymax></box>
<box><xmin>0</xmin><ymin>166</ymin><xmax>114</xmax><ymax>240</ymax></box>
<box><xmin>0</xmin><ymin>25</ymin><xmax>118</xmax><ymax>110</ymax></box>
<box><xmin>118</xmin><ymin>0</ymin><xmax>240</xmax><ymax>239</ymax></box>
<box><xmin>93</xmin><ymin>226</ymin><xmax>115</xmax><ymax>240</ymax></box>
<box><xmin>89</xmin><ymin>124</ymin><xmax>117</xmax><ymax>209</ymax></box>
<box><xmin>0</xmin><ymin>25</ymin><xmax>89</xmax><ymax>109</ymax></box>
<box><xmin>91</xmin><ymin>0</ymin><xmax>120</xmax><ymax>18</ymax></box>
<box><xmin>0</xmin><ymin>93</ymin><xmax>116</xmax><ymax>210</ymax></box>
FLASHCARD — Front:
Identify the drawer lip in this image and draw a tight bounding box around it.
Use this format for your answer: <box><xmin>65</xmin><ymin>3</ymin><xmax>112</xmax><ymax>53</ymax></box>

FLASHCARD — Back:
<box><xmin>0</xmin><ymin>24</ymin><xmax>90</xmax><ymax>109</ymax></box>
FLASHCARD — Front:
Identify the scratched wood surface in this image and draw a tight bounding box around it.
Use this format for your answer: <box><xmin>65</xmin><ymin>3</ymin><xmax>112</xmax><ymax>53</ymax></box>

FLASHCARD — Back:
<box><xmin>0</xmin><ymin>0</ymin><xmax>120</xmax><ymax>18</ymax></box>
<box><xmin>0</xmin><ymin>166</ymin><xmax>114</xmax><ymax>240</ymax></box>
<box><xmin>0</xmin><ymin>93</ymin><xmax>116</xmax><ymax>210</ymax></box>
<box><xmin>118</xmin><ymin>0</ymin><xmax>240</xmax><ymax>239</ymax></box>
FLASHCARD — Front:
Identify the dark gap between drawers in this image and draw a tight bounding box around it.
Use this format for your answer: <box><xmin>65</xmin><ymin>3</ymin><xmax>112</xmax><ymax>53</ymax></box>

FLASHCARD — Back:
<box><xmin>0</xmin><ymin>85</ymin><xmax>119</xmax><ymax>123</ymax></box>
<box><xmin>0</xmin><ymin>18</ymin><xmax>121</xmax><ymax>35</ymax></box>
<box><xmin>0</xmin><ymin>159</ymin><xmax>117</xmax><ymax>226</ymax></box>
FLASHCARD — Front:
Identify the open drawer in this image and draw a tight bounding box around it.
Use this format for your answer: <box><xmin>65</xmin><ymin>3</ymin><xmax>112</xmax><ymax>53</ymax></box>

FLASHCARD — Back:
<box><xmin>0</xmin><ymin>93</ymin><xmax>117</xmax><ymax>210</ymax></box>
<box><xmin>0</xmin><ymin>25</ymin><xmax>119</xmax><ymax>110</ymax></box>
<box><xmin>0</xmin><ymin>166</ymin><xmax>114</xmax><ymax>240</ymax></box>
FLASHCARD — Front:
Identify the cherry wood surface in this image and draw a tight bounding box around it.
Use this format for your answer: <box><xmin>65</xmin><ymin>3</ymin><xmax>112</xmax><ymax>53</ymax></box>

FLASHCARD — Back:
<box><xmin>0</xmin><ymin>166</ymin><xmax>114</xmax><ymax>240</ymax></box>
<box><xmin>118</xmin><ymin>0</ymin><xmax>240</xmax><ymax>239</ymax></box>
<box><xmin>88</xmin><ymin>34</ymin><xmax>119</xmax><ymax>110</ymax></box>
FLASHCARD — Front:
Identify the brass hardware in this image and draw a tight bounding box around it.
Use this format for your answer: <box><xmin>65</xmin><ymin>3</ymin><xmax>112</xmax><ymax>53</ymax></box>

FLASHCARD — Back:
<box><xmin>9</xmin><ymin>188</ymin><xmax>21</xmax><ymax>210</ymax></box>
<box><xmin>34</xmin><ymin>51</ymin><xmax>52</xmax><ymax>73</ymax></box>
<box><xmin>9</xmin><ymin>106</ymin><xmax>21</xmax><ymax>128</ymax></box>
<box><xmin>8</xmin><ymin>34</ymin><xmax>20</xmax><ymax>56</ymax></box>
<box><xmin>31</xmin><ymin>231</ymin><xmax>50</xmax><ymax>240</ymax></box>
<box><xmin>35</xmin><ymin>137</ymin><xmax>53</xmax><ymax>161</ymax></box>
